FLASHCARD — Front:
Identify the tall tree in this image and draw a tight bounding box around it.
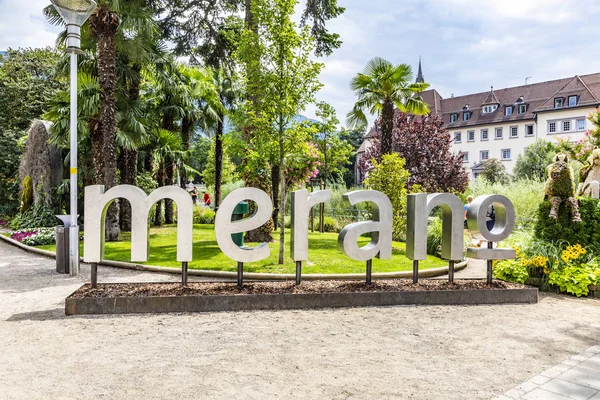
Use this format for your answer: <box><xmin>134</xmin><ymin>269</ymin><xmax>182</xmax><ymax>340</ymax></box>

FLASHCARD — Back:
<box><xmin>347</xmin><ymin>57</ymin><xmax>429</xmax><ymax>155</ymax></box>
<box><xmin>359</xmin><ymin>112</ymin><xmax>469</xmax><ymax>193</ymax></box>
<box><xmin>312</xmin><ymin>102</ymin><xmax>353</xmax><ymax>183</ymax></box>
<box><xmin>238</xmin><ymin>0</ymin><xmax>323</xmax><ymax>263</ymax></box>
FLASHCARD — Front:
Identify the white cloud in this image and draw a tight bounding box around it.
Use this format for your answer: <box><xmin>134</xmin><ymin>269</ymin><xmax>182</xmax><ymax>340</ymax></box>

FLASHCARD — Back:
<box><xmin>0</xmin><ymin>0</ymin><xmax>59</xmax><ymax>50</ymax></box>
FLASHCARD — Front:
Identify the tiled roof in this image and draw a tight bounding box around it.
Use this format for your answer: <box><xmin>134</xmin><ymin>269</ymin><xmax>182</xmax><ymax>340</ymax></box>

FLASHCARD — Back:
<box><xmin>420</xmin><ymin>89</ymin><xmax>442</xmax><ymax>116</ymax></box>
<box><xmin>481</xmin><ymin>87</ymin><xmax>500</xmax><ymax>105</ymax></box>
<box><xmin>430</xmin><ymin>73</ymin><xmax>600</xmax><ymax>129</ymax></box>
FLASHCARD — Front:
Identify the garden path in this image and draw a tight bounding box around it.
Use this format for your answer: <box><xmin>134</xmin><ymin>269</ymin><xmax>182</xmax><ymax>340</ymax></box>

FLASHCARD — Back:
<box><xmin>0</xmin><ymin>240</ymin><xmax>599</xmax><ymax>399</ymax></box>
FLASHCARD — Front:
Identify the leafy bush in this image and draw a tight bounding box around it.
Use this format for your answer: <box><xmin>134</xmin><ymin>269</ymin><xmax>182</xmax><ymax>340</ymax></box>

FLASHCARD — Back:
<box><xmin>513</xmin><ymin>140</ymin><xmax>556</xmax><ymax>181</ymax></box>
<box><xmin>194</xmin><ymin>207</ymin><xmax>216</xmax><ymax>224</ymax></box>
<box><xmin>549</xmin><ymin>263</ymin><xmax>600</xmax><ymax>297</ymax></box>
<box><xmin>426</xmin><ymin>217</ymin><xmax>442</xmax><ymax>256</ymax></box>
<box><xmin>364</xmin><ymin>154</ymin><xmax>411</xmax><ymax>241</ymax></box>
<box><xmin>493</xmin><ymin>259</ymin><xmax>529</xmax><ymax>284</ymax></box>
<box><xmin>20</xmin><ymin>175</ymin><xmax>33</xmax><ymax>213</ymax></box>
<box><xmin>467</xmin><ymin>178</ymin><xmax>545</xmax><ymax>227</ymax></box>
<box><xmin>11</xmin><ymin>227</ymin><xmax>56</xmax><ymax>246</ymax></box>
<box><xmin>10</xmin><ymin>203</ymin><xmax>57</xmax><ymax>230</ymax></box>
<box><xmin>534</xmin><ymin>198</ymin><xmax>600</xmax><ymax>248</ymax></box>
<box><xmin>321</xmin><ymin>216</ymin><xmax>340</xmax><ymax>232</ymax></box>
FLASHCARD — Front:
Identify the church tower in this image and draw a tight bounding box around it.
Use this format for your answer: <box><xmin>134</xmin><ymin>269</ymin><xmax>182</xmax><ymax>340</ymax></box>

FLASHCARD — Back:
<box><xmin>416</xmin><ymin>56</ymin><xmax>425</xmax><ymax>83</ymax></box>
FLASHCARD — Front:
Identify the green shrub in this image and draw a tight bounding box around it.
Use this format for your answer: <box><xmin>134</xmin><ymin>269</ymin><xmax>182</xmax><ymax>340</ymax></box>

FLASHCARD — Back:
<box><xmin>467</xmin><ymin>178</ymin><xmax>545</xmax><ymax>227</ymax></box>
<box><xmin>193</xmin><ymin>207</ymin><xmax>216</xmax><ymax>224</ymax></box>
<box><xmin>548</xmin><ymin>262</ymin><xmax>600</xmax><ymax>297</ymax></box>
<box><xmin>493</xmin><ymin>259</ymin><xmax>529</xmax><ymax>284</ymax></box>
<box><xmin>321</xmin><ymin>216</ymin><xmax>340</xmax><ymax>232</ymax></box>
<box><xmin>10</xmin><ymin>203</ymin><xmax>57</xmax><ymax>230</ymax></box>
<box><xmin>20</xmin><ymin>176</ymin><xmax>33</xmax><ymax>213</ymax></box>
<box><xmin>534</xmin><ymin>198</ymin><xmax>600</xmax><ymax>248</ymax></box>
<box><xmin>364</xmin><ymin>154</ymin><xmax>411</xmax><ymax>241</ymax></box>
<box><xmin>426</xmin><ymin>217</ymin><xmax>442</xmax><ymax>256</ymax></box>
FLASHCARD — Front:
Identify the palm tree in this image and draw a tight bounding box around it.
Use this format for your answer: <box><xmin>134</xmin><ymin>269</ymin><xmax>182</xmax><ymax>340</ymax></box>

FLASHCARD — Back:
<box><xmin>346</xmin><ymin>57</ymin><xmax>430</xmax><ymax>155</ymax></box>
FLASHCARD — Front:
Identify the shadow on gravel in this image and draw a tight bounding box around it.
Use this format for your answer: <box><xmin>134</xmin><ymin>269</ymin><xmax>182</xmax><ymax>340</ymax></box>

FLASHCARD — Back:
<box><xmin>6</xmin><ymin>308</ymin><xmax>66</xmax><ymax>321</ymax></box>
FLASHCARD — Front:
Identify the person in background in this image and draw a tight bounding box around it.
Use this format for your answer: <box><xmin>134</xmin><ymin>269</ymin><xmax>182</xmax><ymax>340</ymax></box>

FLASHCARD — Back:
<box><xmin>463</xmin><ymin>195</ymin><xmax>473</xmax><ymax>229</ymax></box>
<box><xmin>203</xmin><ymin>191</ymin><xmax>211</xmax><ymax>208</ymax></box>
<box><xmin>191</xmin><ymin>186</ymin><xmax>198</xmax><ymax>205</ymax></box>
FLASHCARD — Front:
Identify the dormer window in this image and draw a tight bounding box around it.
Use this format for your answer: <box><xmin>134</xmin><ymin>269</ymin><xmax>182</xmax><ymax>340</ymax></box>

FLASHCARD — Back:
<box><xmin>505</xmin><ymin>106</ymin><xmax>513</xmax><ymax>116</ymax></box>
<box><xmin>450</xmin><ymin>113</ymin><xmax>458</xmax><ymax>123</ymax></box>
<box><xmin>554</xmin><ymin>98</ymin><xmax>563</xmax><ymax>108</ymax></box>
<box><xmin>518</xmin><ymin>104</ymin><xmax>527</xmax><ymax>114</ymax></box>
<box><xmin>568</xmin><ymin>95</ymin><xmax>578</xmax><ymax>107</ymax></box>
<box><xmin>482</xmin><ymin>105</ymin><xmax>498</xmax><ymax>114</ymax></box>
<box><xmin>463</xmin><ymin>112</ymin><xmax>471</xmax><ymax>121</ymax></box>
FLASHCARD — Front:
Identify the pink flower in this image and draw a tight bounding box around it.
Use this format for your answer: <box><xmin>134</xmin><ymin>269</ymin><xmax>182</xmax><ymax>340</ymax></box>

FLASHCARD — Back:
<box><xmin>585</xmin><ymin>131</ymin><xmax>590</xmax><ymax>136</ymax></box>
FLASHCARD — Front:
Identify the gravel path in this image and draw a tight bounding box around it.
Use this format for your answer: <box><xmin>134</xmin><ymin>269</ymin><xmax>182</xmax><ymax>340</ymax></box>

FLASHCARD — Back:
<box><xmin>1</xmin><ymin>240</ymin><xmax>600</xmax><ymax>399</ymax></box>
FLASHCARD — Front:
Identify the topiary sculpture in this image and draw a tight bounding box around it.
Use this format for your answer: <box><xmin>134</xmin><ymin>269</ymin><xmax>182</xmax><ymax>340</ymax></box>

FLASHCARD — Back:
<box><xmin>579</xmin><ymin>148</ymin><xmax>600</xmax><ymax>198</ymax></box>
<box><xmin>544</xmin><ymin>152</ymin><xmax>581</xmax><ymax>222</ymax></box>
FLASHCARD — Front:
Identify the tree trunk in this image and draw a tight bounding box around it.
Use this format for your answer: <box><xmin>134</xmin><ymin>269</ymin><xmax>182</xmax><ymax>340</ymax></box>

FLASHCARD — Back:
<box><xmin>242</xmin><ymin>0</ymin><xmax>273</xmax><ymax>242</ymax></box>
<box><xmin>180</xmin><ymin>116</ymin><xmax>193</xmax><ymax>189</ymax></box>
<box><xmin>164</xmin><ymin>160</ymin><xmax>174</xmax><ymax>224</ymax></box>
<box><xmin>91</xmin><ymin>5</ymin><xmax>120</xmax><ymax>241</ymax></box>
<box><xmin>381</xmin><ymin>99</ymin><xmax>394</xmax><ymax>155</ymax></box>
<box><xmin>154</xmin><ymin>162</ymin><xmax>164</xmax><ymax>226</ymax></box>
<box><xmin>214</xmin><ymin>115</ymin><xmax>224</xmax><ymax>211</ymax></box>
<box><xmin>271</xmin><ymin>163</ymin><xmax>280</xmax><ymax>230</ymax></box>
<box><xmin>278</xmin><ymin>138</ymin><xmax>285</xmax><ymax>265</ymax></box>
<box><xmin>89</xmin><ymin>116</ymin><xmax>103</xmax><ymax>184</ymax></box>
<box><xmin>119</xmin><ymin>148</ymin><xmax>137</xmax><ymax>231</ymax></box>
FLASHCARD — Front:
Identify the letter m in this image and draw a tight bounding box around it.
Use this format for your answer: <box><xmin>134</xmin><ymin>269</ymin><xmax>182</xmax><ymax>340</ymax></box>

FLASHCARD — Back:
<box><xmin>84</xmin><ymin>185</ymin><xmax>193</xmax><ymax>263</ymax></box>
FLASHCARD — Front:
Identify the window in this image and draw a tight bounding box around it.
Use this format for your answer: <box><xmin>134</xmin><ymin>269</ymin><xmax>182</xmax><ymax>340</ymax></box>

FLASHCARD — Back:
<box><xmin>495</xmin><ymin>127</ymin><xmax>503</xmax><ymax>139</ymax></box>
<box><xmin>464</xmin><ymin>112</ymin><xmax>471</xmax><ymax>121</ymax></box>
<box><xmin>501</xmin><ymin>149</ymin><xmax>511</xmax><ymax>160</ymax></box>
<box><xmin>563</xmin><ymin>120</ymin><xmax>571</xmax><ymax>132</ymax></box>
<box><xmin>480</xmin><ymin>150</ymin><xmax>489</xmax><ymax>161</ymax></box>
<box><xmin>450</xmin><ymin>113</ymin><xmax>458</xmax><ymax>123</ymax></box>
<box><xmin>454</xmin><ymin>132</ymin><xmax>462</xmax><ymax>143</ymax></box>
<box><xmin>481</xmin><ymin>129</ymin><xmax>489</xmax><ymax>141</ymax></box>
<box><xmin>568</xmin><ymin>95</ymin><xmax>578</xmax><ymax>107</ymax></box>
<box><xmin>577</xmin><ymin>119</ymin><xmax>585</xmax><ymax>131</ymax></box>
<box><xmin>518</xmin><ymin>104</ymin><xmax>527</xmax><ymax>114</ymax></box>
<box><xmin>549</xmin><ymin>122</ymin><xmax>556</xmax><ymax>133</ymax></box>
<box><xmin>554</xmin><ymin>98</ymin><xmax>563</xmax><ymax>108</ymax></box>
<box><xmin>510</xmin><ymin>126</ymin><xmax>518</xmax><ymax>138</ymax></box>
<box><xmin>525</xmin><ymin>124</ymin><xmax>534</xmax><ymax>137</ymax></box>
<box><xmin>505</xmin><ymin>106</ymin><xmax>513</xmax><ymax>116</ymax></box>
<box><xmin>467</xmin><ymin>130</ymin><xmax>475</xmax><ymax>142</ymax></box>
<box><xmin>482</xmin><ymin>105</ymin><xmax>498</xmax><ymax>114</ymax></box>
<box><xmin>461</xmin><ymin>152</ymin><xmax>469</xmax><ymax>163</ymax></box>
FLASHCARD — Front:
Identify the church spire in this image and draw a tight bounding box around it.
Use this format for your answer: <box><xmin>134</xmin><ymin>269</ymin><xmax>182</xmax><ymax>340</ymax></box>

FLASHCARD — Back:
<box><xmin>416</xmin><ymin>56</ymin><xmax>424</xmax><ymax>83</ymax></box>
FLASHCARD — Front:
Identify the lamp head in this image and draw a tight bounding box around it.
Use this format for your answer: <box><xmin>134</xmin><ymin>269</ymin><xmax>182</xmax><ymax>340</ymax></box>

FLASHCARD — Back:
<box><xmin>50</xmin><ymin>0</ymin><xmax>97</xmax><ymax>53</ymax></box>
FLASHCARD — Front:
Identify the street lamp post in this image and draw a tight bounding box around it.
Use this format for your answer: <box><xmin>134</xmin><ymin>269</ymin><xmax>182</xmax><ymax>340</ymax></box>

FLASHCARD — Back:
<box><xmin>51</xmin><ymin>0</ymin><xmax>97</xmax><ymax>277</ymax></box>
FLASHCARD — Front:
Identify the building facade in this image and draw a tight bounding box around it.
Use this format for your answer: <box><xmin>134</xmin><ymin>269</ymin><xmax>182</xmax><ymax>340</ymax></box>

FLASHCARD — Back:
<box><xmin>356</xmin><ymin>68</ymin><xmax>600</xmax><ymax>181</ymax></box>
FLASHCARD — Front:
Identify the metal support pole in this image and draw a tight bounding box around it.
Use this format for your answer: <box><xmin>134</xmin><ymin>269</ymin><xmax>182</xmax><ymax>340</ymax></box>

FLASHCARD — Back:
<box><xmin>182</xmin><ymin>262</ymin><xmax>188</xmax><ymax>287</ymax></box>
<box><xmin>413</xmin><ymin>260</ymin><xmax>419</xmax><ymax>283</ymax></box>
<box><xmin>91</xmin><ymin>263</ymin><xmax>97</xmax><ymax>289</ymax></box>
<box><xmin>366</xmin><ymin>259</ymin><xmax>372</xmax><ymax>284</ymax></box>
<box><xmin>295</xmin><ymin>261</ymin><xmax>302</xmax><ymax>286</ymax></box>
<box><xmin>448</xmin><ymin>260</ymin><xmax>455</xmax><ymax>283</ymax></box>
<box><xmin>237</xmin><ymin>262</ymin><xmax>244</xmax><ymax>288</ymax></box>
<box><xmin>69</xmin><ymin>52</ymin><xmax>80</xmax><ymax>277</ymax></box>
<box><xmin>487</xmin><ymin>241</ymin><xmax>493</xmax><ymax>284</ymax></box>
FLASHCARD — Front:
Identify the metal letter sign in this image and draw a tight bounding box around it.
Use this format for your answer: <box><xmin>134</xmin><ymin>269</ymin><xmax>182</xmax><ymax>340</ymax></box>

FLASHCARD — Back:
<box><xmin>337</xmin><ymin>190</ymin><xmax>393</xmax><ymax>261</ymax></box>
<box><xmin>215</xmin><ymin>188</ymin><xmax>273</xmax><ymax>263</ymax></box>
<box><xmin>290</xmin><ymin>189</ymin><xmax>332</xmax><ymax>261</ymax></box>
<box><xmin>406</xmin><ymin>193</ymin><xmax>464</xmax><ymax>261</ymax></box>
<box><xmin>466</xmin><ymin>195</ymin><xmax>516</xmax><ymax>260</ymax></box>
<box><xmin>84</xmin><ymin>185</ymin><xmax>193</xmax><ymax>263</ymax></box>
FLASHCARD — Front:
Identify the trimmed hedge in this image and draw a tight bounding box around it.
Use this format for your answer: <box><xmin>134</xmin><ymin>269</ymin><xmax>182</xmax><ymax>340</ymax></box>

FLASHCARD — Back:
<box><xmin>534</xmin><ymin>198</ymin><xmax>600</xmax><ymax>248</ymax></box>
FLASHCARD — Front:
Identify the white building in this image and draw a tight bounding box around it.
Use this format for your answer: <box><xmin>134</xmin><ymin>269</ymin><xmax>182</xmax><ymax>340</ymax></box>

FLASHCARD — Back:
<box><xmin>356</xmin><ymin>65</ymin><xmax>600</xmax><ymax>181</ymax></box>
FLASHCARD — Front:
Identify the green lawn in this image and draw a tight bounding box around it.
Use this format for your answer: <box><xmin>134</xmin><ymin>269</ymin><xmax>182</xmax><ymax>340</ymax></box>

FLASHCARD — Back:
<box><xmin>37</xmin><ymin>224</ymin><xmax>447</xmax><ymax>274</ymax></box>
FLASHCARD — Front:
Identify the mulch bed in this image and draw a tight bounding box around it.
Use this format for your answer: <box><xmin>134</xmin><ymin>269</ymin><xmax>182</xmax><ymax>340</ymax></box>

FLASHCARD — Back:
<box><xmin>71</xmin><ymin>279</ymin><xmax>524</xmax><ymax>299</ymax></box>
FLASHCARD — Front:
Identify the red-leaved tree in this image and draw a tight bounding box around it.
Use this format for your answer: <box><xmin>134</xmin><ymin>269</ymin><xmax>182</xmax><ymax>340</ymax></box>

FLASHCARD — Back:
<box><xmin>359</xmin><ymin>111</ymin><xmax>468</xmax><ymax>193</ymax></box>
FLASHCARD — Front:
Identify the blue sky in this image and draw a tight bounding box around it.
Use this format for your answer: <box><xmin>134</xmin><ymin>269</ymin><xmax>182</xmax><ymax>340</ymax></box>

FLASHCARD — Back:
<box><xmin>2</xmin><ymin>0</ymin><xmax>600</xmax><ymax>128</ymax></box>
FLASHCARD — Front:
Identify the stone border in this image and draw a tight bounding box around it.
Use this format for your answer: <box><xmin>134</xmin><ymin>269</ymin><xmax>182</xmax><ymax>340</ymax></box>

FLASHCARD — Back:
<box><xmin>65</xmin><ymin>284</ymin><xmax>538</xmax><ymax>315</ymax></box>
<box><xmin>0</xmin><ymin>233</ymin><xmax>467</xmax><ymax>281</ymax></box>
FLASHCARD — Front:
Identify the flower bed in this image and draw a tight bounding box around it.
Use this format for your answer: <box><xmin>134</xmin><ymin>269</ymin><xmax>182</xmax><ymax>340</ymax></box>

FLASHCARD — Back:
<box><xmin>10</xmin><ymin>228</ymin><xmax>56</xmax><ymax>246</ymax></box>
